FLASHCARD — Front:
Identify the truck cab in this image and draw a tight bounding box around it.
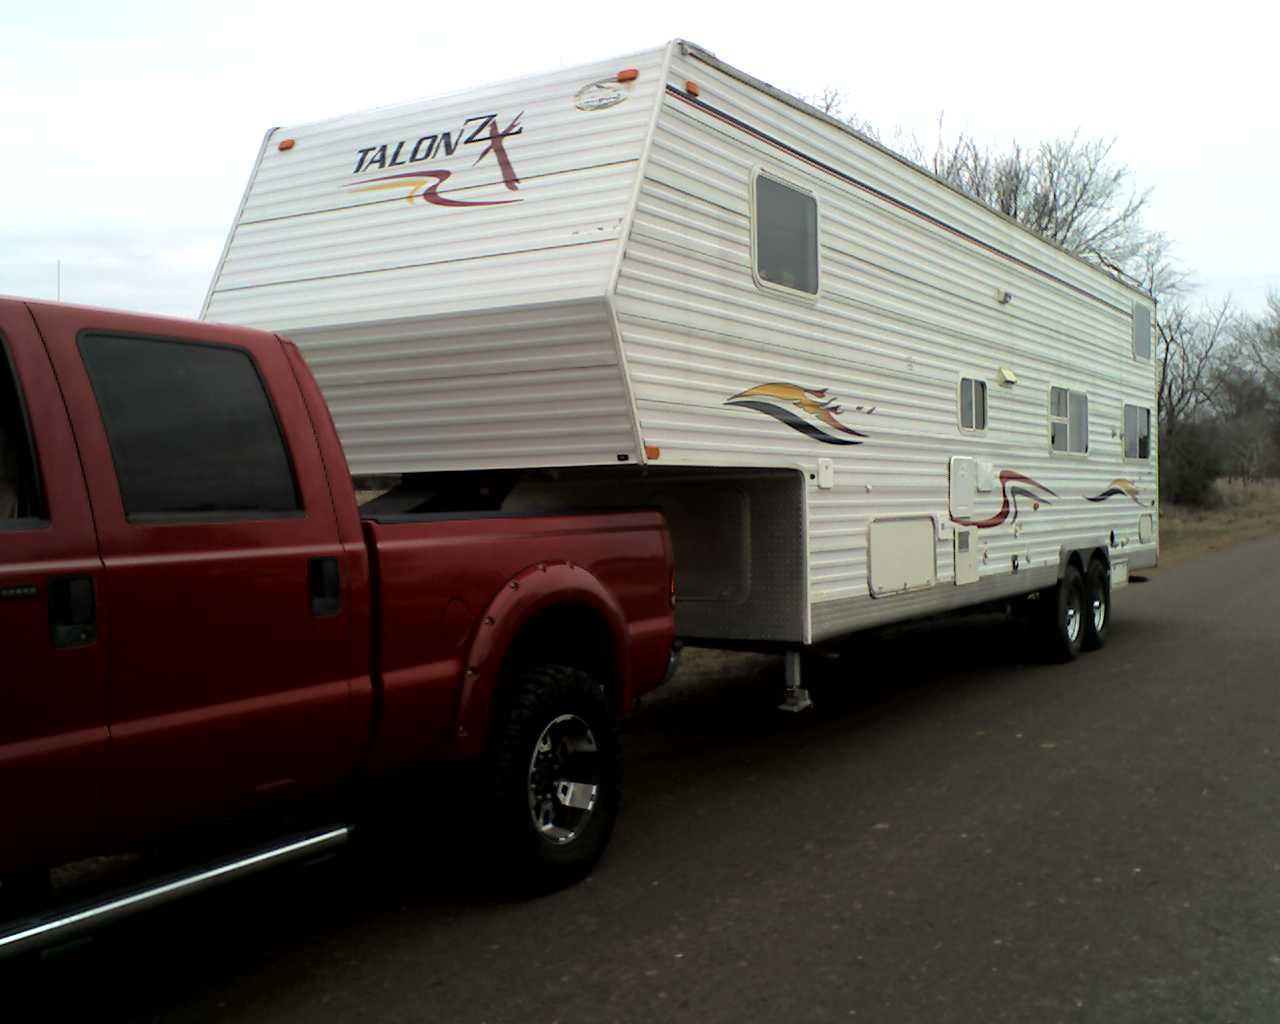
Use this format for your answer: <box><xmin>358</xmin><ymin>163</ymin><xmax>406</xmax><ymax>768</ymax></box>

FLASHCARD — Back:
<box><xmin>0</xmin><ymin>297</ymin><xmax>674</xmax><ymax>916</ymax></box>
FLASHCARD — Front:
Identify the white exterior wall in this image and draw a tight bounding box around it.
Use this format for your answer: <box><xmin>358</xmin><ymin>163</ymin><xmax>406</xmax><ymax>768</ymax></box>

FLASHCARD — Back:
<box><xmin>203</xmin><ymin>39</ymin><xmax>1159</xmax><ymax>643</ymax></box>
<box><xmin>612</xmin><ymin>43</ymin><xmax>1158</xmax><ymax>640</ymax></box>
<box><xmin>204</xmin><ymin>47</ymin><xmax>671</xmax><ymax>472</ymax></box>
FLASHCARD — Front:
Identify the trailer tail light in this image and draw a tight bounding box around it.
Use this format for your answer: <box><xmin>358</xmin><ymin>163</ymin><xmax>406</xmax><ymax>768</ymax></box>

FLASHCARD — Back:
<box><xmin>670</xmin><ymin>569</ymin><xmax>677</xmax><ymax>608</ymax></box>
<box><xmin>617</xmin><ymin>68</ymin><xmax>639</xmax><ymax>82</ymax></box>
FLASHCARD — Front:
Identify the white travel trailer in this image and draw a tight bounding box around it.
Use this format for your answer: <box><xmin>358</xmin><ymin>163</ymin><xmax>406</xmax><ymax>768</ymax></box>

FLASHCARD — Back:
<box><xmin>205</xmin><ymin>40</ymin><xmax>1158</xmax><ymax>694</ymax></box>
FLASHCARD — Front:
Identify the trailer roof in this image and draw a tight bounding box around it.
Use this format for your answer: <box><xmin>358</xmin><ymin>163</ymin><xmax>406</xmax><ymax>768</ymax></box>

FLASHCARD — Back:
<box><xmin>675</xmin><ymin>40</ymin><xmax>1153</xmax><ymax>305</ymax></box>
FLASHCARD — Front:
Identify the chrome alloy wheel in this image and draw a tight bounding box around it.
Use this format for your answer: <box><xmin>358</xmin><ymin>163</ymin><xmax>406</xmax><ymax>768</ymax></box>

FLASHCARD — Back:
<box><xmin>1065</xmin><ymin>589</ymin><xmax>1083</xmax><ymax>646</ymax></box>
<box><xmin>526</xmin><ymin>714</ymin><xmax>600</xmax><ymax>845</ymax></box>
<box><xmin>1091</xmin><ymin>589</ymin><xmax>1107</xmax><ymax>634</ymax></box>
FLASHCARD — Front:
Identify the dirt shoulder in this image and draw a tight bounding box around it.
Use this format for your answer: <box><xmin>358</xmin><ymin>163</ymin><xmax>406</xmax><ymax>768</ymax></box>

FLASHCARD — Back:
<box><xmin>1157</xmin><ymin>479</ymin><xmax>1280</xmax><ymax>569</ymax></box>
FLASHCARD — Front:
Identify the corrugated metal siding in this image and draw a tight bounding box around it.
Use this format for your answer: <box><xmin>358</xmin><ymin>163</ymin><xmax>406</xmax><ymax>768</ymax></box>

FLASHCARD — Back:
<box><xmin>614</xmin><ymin>47</ymin><xmax>1158</xmax><ymax>636</ymax></box>
<box><xmin>296</xmin><ymin>299</ymin><xmax>637</xmax><ymax>474</ymax></box>
<box><xmin>204</xmin><ymin>47</ymin><xmax>670</xmax><ymax>472</ymax></box>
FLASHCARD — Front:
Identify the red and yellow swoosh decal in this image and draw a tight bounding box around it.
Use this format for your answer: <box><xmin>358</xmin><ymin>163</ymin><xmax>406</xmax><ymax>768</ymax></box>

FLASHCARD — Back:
<box><xmin>1085</xmin><ymin>479</ymin><xmax>1141</xmax><ymax>504</ymax></box>
<box><xmin>725</xmin><ymin>382</ymin><xmax>873</xmax><ymax>445</ymax></box>
<box><xmin>952</xmin><ymin>470</ymin><xmax>1056</xmax><ymax>529</ymax></box>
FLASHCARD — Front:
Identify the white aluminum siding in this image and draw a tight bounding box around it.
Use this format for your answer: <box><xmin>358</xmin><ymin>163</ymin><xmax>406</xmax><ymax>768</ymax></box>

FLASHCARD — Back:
<box><xmin>612</xmin><ymin>47</ymin><xmax>1157</xmax><ymax>636</ymax></box>
<box><xmin>205</xmin><ymin>47</ymin><xmax>669</xmax><ymax>472</ymax></box>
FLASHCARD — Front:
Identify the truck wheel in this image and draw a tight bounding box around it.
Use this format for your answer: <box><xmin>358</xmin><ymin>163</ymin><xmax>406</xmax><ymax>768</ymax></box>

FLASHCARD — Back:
<box><xmin>1042</xmin><ymin>565</ymin><xmax>1086</xmax><ymax>662</ymax></box>
<box><xmin>1082</xmin><ymin>559</ymin><xmax>1111</xmax><ymax>651</ymax></box>
<box><xmin>485</xmin><ymin>665</ymin><xmax>621</xmax><ymax>891</ymax></box>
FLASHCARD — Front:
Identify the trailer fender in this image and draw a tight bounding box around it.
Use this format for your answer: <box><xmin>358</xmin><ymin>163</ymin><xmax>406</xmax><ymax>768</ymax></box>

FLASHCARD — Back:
<box><xmin>1057</xmin><ymin>545</ymin><xmax>1109</xmax><ymax>580</ymax></box>
<box><xmin>447</xmin><ymin>562</ymin><xmax>631</xmax><ymax>760</ymax></box>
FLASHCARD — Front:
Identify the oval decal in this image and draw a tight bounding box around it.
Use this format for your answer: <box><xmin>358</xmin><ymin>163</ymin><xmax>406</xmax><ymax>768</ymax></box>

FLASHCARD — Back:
<box><xmin>575</xmin><ymin>79</ymin><xmax>628</xmax><ymax>112</ymax></box>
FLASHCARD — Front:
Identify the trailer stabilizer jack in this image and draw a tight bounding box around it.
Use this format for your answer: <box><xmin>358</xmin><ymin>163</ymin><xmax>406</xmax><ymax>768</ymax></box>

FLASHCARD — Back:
<box><xmin>778</xmin><ymin>650</ymin><xmax>812</xmax><ymax>712</ymax></box>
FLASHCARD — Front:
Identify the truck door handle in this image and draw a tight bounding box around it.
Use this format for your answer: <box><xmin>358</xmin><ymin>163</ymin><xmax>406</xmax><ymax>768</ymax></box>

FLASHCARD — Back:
<box><xmin>308</xmin><ymin>557</ymin><xmax>341</xmax><ymax>616</ymax></box>
<box><xmin>49</xmin><ymin>575</ymin><xmax>97</xmax><ymax>648</ymax></box>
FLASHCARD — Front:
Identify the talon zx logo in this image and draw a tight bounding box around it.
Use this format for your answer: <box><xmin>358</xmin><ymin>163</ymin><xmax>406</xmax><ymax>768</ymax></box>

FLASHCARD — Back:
<box><xmin>345</xmin><ymin>112</ymin><xmax>525</xmax><ymax>207</ymax></box>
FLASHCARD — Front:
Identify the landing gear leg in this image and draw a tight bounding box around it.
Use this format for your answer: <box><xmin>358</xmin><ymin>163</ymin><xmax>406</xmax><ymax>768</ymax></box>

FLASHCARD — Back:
<box><xmin>778</xmin><ymin>650</ymin><xmax>813</xmax><ymax>712</ymax></box>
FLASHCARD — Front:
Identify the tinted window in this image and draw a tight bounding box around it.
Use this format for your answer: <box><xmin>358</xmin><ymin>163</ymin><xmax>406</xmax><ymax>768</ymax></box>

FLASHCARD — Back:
<box><xmin>1124</xmin><ymin>404</ymin><xmax>1151</xmax><ymax>459</ymax></box>
<box><xmin>1049</xmin><ymin>386</ymin><xmax>1089</xmax><ymax>454</ymax></box>
<box><xmin>755</xmin><ymin>174</ymin><xmax>818</xmax><ymax>294</ymax></box>
<box><xmin>79</xmin><ymin>334</ymin><xmax>300</xmax><ymax>521</ymax></box>
<box><xmin>1133</xmin><ymin>303</ymin><xmax>1152</xmax><ymax>360</ymax></box>
<box><xmin>960</xmin><ymin>377</ymin><xmax>987</xmax><ymax>430</ymax></box>
<box><xmin>0</xmin><ymin>336</ymin><xmax>47</xmax><ymax>524</ymax></box>
<box><xmin>1069</xmin><ymin>391</ymin><xmax>1089</xmax><ymax>452</ymax></box>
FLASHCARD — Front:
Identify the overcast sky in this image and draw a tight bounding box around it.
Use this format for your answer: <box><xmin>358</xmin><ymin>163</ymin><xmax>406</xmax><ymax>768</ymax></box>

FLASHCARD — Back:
<box><xmin>2</xmin><ymin>0</ymin><xmax>1276</xmax><ymax>317</ymax></box>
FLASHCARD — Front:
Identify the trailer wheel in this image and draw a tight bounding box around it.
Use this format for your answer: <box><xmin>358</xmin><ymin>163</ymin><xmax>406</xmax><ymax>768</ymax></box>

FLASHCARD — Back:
<box><xmin>1082</xmin><ymin>559</ymin><xmax>1111</xmax><ymax>651</ymax></box>
<box><xmin>484</xmin><ymin>664</ymin><xmax>621</xmax><ymax>891</ymax></box>
<box><xmin>1042</xmin><ymin>565</ymin><xmax>1086</xmax><ymax>662</ymax></box>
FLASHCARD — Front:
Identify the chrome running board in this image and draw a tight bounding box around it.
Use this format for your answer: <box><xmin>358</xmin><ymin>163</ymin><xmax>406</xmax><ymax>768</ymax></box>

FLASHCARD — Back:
<box><xmin>0</xmin><ymin>825</ymin><xmax>349</xmax><ymax>959</ymax></box>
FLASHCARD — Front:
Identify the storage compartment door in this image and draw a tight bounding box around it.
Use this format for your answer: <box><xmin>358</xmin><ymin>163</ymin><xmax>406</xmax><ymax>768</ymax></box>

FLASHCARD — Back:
<box><xmin>954</xmin><ymin>528</ymin><xmax>979</xmax><ymax>585</ymax></box>
<box><xmin>868</xmin><ymin>517</ymin><xmax>937</xmax><ymax>597</ymax></box>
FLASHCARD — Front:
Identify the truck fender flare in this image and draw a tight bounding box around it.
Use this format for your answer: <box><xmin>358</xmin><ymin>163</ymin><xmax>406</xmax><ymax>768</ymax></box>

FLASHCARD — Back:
<box><xmin>448</xmin><ymin>561</ymin><xmax>631</xmax><ymax>759</ymax></box>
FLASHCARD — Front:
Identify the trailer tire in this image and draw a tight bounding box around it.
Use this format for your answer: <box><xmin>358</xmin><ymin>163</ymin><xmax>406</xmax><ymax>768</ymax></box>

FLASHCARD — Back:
<box><xmin>1042</xmin><ymin>565</ymin><xmax>1086</xmax><ymax>662</ymax></box>
<box><xmin>483</xmin><ymin>664</ymin><xmax>621</xmax><ymax>892</ymax></box>
<box><xmin>1082</xmin><ymin>559</ymin><xmax>1111</xmax><ymax>651</ymax></box>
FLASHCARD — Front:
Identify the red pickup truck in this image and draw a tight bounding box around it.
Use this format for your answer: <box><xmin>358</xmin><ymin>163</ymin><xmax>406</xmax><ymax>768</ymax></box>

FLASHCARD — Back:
<box><xmin>0</xmin><ymin>298</ymin><xmax>674</xmax><ymax>937</ymax></box>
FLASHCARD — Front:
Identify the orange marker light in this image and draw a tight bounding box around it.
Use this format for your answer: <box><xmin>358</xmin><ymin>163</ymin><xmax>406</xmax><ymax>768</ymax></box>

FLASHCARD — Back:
<box><xmin>685</xmin><ymin>80</ymin><xmax>700</xmax><ymax>97</ymax></box>
<box><xmin>278</xmin><ymin>138</ymin><xmax>296</xmax><ymax>151</ymax></box>
<box><xmin>616</xmin><ymin>68</ymin><xmax>640</xmax><ymax>82</ymax></box>
<box><xmin>644</xmin><ymin>444</ymin><xmax>662</xmax><ymax>460</ymax></box>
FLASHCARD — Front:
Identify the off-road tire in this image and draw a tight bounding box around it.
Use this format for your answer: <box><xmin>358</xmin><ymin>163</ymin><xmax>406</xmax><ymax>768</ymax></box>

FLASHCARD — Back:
<box><xmin>484</xmin><ymin>664</ymin><xmax>621</xmax><ymax>892</ymax></box>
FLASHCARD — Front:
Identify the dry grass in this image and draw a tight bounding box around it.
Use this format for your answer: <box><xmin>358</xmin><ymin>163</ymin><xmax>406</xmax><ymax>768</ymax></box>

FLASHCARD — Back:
<box><xmin>1158</xmin><ymin>478</ymin><xmax>1280</xmax><ymax>567</ymax></box>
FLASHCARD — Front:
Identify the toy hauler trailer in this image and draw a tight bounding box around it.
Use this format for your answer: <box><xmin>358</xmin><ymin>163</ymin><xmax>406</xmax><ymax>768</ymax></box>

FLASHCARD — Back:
<box><xmin>205</xmin><ymin>39</ymin><xmax>1158</xmax><ymax>677</ymax></box>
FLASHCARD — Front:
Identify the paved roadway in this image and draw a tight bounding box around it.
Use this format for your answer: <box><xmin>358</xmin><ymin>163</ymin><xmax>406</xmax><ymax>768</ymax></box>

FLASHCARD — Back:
<box><xmin>8</xmin><ymin>536</ymin><xmax>1280</xmax><ymax>1023</ymax></box>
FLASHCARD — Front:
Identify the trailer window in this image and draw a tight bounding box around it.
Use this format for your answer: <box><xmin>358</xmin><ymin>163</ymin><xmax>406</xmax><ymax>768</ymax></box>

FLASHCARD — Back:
<box><xmin>1123</xmin><ymin>404</ymin><xmax>1151</xmax><ymax>459</ymax></box>
<box><xmin>0</xmin><ymin>336</ymin><xmax>47</xmax><ymax>525</ymax></box>
<box><xmin>79</xmin><ymin>333</ymin><xmax>301</xmax><ymax>522</ymax></box>
<box><xmin>959</xmin><ymin>378</ymin><xmax>987</xmax><ymax>431</ymax></box>
<box><xmin>1049</xmin><ymin>387</ymin><xmax>1089</xmax><ymax>453</ymax></box>
<box><xmin>1133</xmin><ymin>303</ymin><xmax>1152</xmax><ymax>360</ymax></box>
<box><xmin>754</xmin><ymin>174</ymin><xmax>818</xmax><ymax>295</ymax></box>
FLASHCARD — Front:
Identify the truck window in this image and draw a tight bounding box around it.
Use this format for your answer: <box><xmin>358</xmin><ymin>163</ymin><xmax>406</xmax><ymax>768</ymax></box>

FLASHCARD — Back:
<box><xmin>78</xmin><ymin>333</ymin><xmax>301</xmax><ymax>521</ymax></box>
<box><xmin>1049</xmin><ymin>386</ymin><xmax>1089</xmax><ymax>454</ymax></box>
<box><xmin>754</xmin><ymin>173</ymin><xmax>818</xmax><ymax>295</ymax></box>
<box><xmin>0</xmin><ymin>335</ymin><xmax>46</xmax><ymax>525</ymax></box>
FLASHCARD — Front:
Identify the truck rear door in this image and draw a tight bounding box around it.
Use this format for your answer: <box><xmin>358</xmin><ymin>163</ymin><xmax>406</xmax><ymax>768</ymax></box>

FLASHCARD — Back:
<box><xmin>0</xmin><ymin>300</ymin><xmax>110</xmax><ymax>875</ymax></box>
<box><xmin>31</xmin><ymin>304</ymin><xmax>362</xmax><ymax>836</ymax></box>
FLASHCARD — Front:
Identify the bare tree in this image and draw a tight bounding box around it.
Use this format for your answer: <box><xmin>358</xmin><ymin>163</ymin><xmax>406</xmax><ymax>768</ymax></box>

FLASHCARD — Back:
<box><xmin>1213</xmin><ymin>361</ymin><xmax>1274</xmax><ymax>484</ymax></box>
<box><xmin>799</xmin><ymin>87</ymin><xmax>880</xmax><ymax>140</ymax></box>
<box><xmin>809</xmin><ymin>86</ymin><xmax>845</xmax><ymax>116</ymax></box>
<box><xmin>899</xmin><ymin>128</ymin><xmax>1162</xmax><ymax>284</ymax></box>
<box><xmin>798</xmin><ymin>97</ymin><xmax>1169</xmax><ymax>295</ymax></box>
<box><xmin>1235</xmin><ymin>291</ymin><xmax>1280</xmax><ymax>393</ymax></box>
<box><xmin>1158</xmin><ymin>297</ymin><xmax>1233</xmax><ymax>436</ymax></box>
<box><xmin>792</xmin><ymin>85</ymin><xmax>1269</xmax><ymax>498</ymax></box>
